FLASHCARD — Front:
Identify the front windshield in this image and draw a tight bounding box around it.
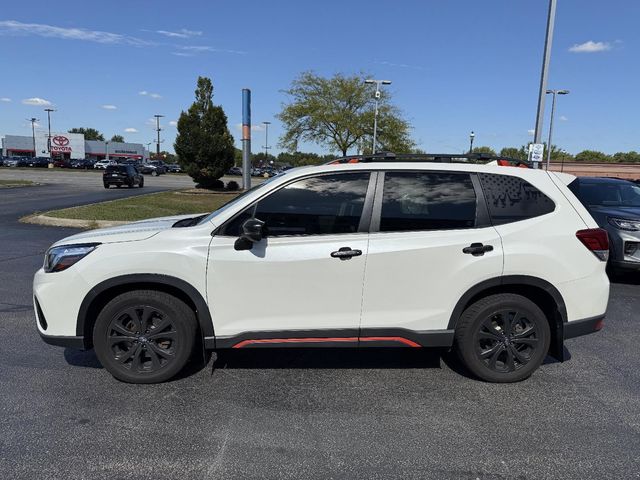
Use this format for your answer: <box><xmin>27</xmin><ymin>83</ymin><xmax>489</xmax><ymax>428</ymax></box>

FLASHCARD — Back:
<box><xmin>197</xmin><ymin>176</ymin><xmax>280</xmax><ymax>225</ymax></box>
<box><xmin>580</xmin><ymin>182</ymin><xmax>640</xmax><ymax>207</ymax></box>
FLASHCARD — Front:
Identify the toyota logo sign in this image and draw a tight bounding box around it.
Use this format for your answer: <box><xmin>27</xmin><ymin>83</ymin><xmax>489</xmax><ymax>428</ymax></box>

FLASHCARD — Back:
<box><xmin>52</xmin><ymin>136</ymin><xmax>69</xmax><ymax>147</ymax></box>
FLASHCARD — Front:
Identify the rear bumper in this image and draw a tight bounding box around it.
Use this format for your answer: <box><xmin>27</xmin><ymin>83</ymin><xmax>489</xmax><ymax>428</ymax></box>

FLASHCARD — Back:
<box><xmin>610</xmin><ymin>259</ymin><xmax>640</xmax><ymax>271</ymax></box>
<box><xmin>39</xmin><ymin>332</ymin><xmax>86</xmax><ymax>349</ymax></box>
<box><xmin>564</xmin><ymin>315</ymin><xmax>605</xmax><ymax>340</ymax></box>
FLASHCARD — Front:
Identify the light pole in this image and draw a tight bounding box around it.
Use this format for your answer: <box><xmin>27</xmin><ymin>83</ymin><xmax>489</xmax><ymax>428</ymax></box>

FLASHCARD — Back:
<box><xmin>262</xmin><ymin>121</ymin><xmax>271</xmax><ymax>165</ymax></box>
<box><xmin>364</xmin><ymin>79</ymin><xmax>391</xmax><ymax>153</ymax></box>
<box><xmin>27</xmin><ymin>117</ymin><xmax>38</xmax><ymax>158</ymax></box>
<box><xmin>146</xmin><ymin>142</ymin><xmax>152</xmax><ymax>162</ymax></box>
<box><xmin>545</xmin><ymin>89</ymin><xmax>569</xmax><ymax>170</ymax></box>
<box><xmin>44</xmin><ymin>108</ymin><xmax>55</xmax><ymax>154</ymax></box>
<box><xmin>105</xmin><ymin>141</ymin><xmax>110</xmax><ymax>162</ymax></box>
<box><xmin>533</xmin><ymin>0</ymin><xmax>557</xmax><ymax>168</ymax></box>
<box><xmin>469</xmin><ymin>131</ymin><xmax>475</xmax><ymax>154</ymax></box>
<box><xmin>154</xmin><ymin>114</ymin><xmax>164</xmax><ymax>158</ymax></box>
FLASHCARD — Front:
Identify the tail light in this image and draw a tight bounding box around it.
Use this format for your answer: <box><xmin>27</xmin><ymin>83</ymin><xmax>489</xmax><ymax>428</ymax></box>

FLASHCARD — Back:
<box><xmin>576</xmin><ymin>228</ymin><xmax>609</xmax><ymax>261</ymax></box>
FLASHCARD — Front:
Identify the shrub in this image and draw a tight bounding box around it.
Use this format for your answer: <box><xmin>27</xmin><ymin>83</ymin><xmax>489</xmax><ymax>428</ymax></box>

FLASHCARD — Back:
<box><xmin>226</xmin><ymin>180</ymin><xmax>240</xmax><ymax>191</ymax></box>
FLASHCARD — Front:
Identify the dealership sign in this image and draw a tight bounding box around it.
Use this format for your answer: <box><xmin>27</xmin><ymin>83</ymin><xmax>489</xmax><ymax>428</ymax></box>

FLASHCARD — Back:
<box><xmin>51</xmin><ymin>135</ymin><xmax>72</xmax><ymax>153</ymax></box>
<box><xmin>35</xmin><ymin>132</ymin><xmax>85</xmax><ymax>159</ymax></box>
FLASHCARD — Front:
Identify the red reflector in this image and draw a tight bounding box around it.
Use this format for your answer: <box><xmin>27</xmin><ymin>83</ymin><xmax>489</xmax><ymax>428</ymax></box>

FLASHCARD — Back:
<box><xmin>576</xmin><ymin>228</ymin><xmax>609</xmax><ymax>251</ymax></box>
<box><xmin>594</xmin><ymin>319</ymin><xmax>605</xmax><ymax>331</ymax></box>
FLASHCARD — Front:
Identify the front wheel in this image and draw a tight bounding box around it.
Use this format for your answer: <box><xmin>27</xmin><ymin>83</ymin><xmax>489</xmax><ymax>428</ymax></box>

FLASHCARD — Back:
<box><xmin>103</xmin><ymin>183</ymin><xmax>109</xmax><ymax>189</ymax></box>
<box><xmin>454</xmin><ymin>293</ymin><xmax>550</xmax><ymax>383</ymax></box>
<box><xmin>139</xmin><ymin>179</ymin><xmax>144</xmax><ymax>188</ymax></box>
<box><xmin>93</xmin><ymin>290</ymin><xmax>197</xmax><ymax>383</ymax></box>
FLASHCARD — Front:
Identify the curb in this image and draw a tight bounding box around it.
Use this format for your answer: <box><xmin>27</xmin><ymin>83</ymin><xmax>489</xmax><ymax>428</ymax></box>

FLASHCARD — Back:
<box><xmin>20</xmin><ymin>214</ymin><xmax>127</xmax><ymax>229</ymax></box>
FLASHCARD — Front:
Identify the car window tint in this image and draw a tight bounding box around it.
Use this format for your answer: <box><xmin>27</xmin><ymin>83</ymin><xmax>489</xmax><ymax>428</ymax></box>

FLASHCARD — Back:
<box><xmin>478</xmin><ymin>173</ymin><xmax>554</xmax><ymax>225</ymax></box>
<box><xmin>380</xmin><ymin>172</ymin><xmax>477</xmax><ymax>232</ymax></box>
<box><xmin>222</xmin><ymin>173</ymin><xmax>370</xmax><ymax>237</ymax></box>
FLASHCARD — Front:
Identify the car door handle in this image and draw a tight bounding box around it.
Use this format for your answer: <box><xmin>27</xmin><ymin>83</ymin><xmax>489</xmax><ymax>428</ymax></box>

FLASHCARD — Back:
<box><xmin>330</xmin><ymin>247</ymin><xmax>363</xmax><ymax>260</ymax></box>
<box><xmin>462</xmin><ymin>243</ymin><xmax>493</xmax><ymax>256</ymax></box>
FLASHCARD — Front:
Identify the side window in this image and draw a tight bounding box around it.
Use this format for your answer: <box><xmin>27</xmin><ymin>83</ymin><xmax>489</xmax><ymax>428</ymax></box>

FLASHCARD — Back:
<box><xmin>221</xmin><ymin>173</ymin><xmax>370</xmax><ymax>237</ymax></box>
<box><xmin>478</xmin><ymin>173</ymin><xmax>555</xmax><ymax>225</ymax></box>
<box><xmin>379</xmin><ymin>172</ymin><xmax>477</xmax><ymax>232</ymax></box>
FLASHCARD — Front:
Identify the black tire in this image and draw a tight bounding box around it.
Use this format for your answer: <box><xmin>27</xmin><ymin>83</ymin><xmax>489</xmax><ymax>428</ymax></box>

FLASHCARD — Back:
<box><xmin>116</xmin><ymin>184</ymin><xmax>121</xmax><ymax>188</ymax></box>
<box><xmin>93</xmin><ymin>290</ymin><xmax>197</xmax><ymax>384</ymax></box>
<box><xmin>103</xmin><ymin>183</ymin><xmax>109</xmax><ymax>189</ymax></box>
<box><xmin>127</xmin><ymin>180</ymin><xmax>134</xmax><ymax>188</ymax></box>
<box><xmin>454</xmin><ymin>293</ymin><xmax>550</xmax><ymax>383</ymax></box>
<box><xmin>139</xmin><ymin>178</ymin><xmax>144</xmax><ymax>188</ymax></box>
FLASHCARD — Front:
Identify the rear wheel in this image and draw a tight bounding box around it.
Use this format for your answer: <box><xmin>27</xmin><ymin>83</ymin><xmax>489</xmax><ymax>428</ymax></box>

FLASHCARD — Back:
<box><xmin>139</xmin><ymin>178</ymin><xmax>144</xmax><ymax>188</ymax></box>
<box><xmin>454</xmin><ymin>293</ymin><xmax>550</xmax><ymax>383</ymax></box>
<box><xmin>93</xmin><ymin>290</ymin><xmax>197</xmax><ymax>383</ymax></box>
<box><xmin>103</xmin><ymin>183</ymin><xmax>109</xmax><ymax>189</ymax></box>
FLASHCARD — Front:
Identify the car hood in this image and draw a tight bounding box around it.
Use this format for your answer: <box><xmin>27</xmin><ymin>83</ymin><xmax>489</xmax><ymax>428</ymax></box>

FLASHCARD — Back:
<box><xmin>588</xmin><ymin>206</ymin><xmax>640</xmax><ymax>223</ymax></box>
<box><xmin>51</xmin><ymin>213</ymin><xmax>208</xmax><ymax>246</ymax></box>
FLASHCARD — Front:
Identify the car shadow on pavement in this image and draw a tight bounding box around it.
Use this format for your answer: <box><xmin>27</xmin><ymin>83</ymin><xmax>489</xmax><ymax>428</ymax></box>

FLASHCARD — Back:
<box><xmin>608</xmin><ymin>270</ymin><xmax>640</xmax><ymax>286</ymax></box>
<box><xmin>63</xmin><ymin>348</ymin><xmax>102</xmax><ymax>369</ymax></box>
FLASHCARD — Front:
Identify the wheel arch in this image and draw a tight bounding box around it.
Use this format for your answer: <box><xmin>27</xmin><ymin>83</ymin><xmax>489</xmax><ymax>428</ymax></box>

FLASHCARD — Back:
<box><xmin>77</xmin><ymin>274</ymin><xmax>213</xmax><ymax>349</ymax></box>
<box><xmin>448</xmin><ymin>275</ymin><xmax>567</xmax><ymax>360</ymax></box>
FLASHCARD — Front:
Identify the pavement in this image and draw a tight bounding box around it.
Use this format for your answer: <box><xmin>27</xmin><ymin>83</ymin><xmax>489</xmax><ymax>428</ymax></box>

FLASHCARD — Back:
<box><xmin>0</xmin><ymin>170</ymin><xmax>639</xmax><ymax>479</ymax></box>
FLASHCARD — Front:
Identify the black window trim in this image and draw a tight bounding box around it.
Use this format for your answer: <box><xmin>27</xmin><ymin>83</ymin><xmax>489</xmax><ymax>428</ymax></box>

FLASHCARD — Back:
<box><xmin>214</xmin><ymin>170</ymin><xmax>378</xmax><ymax>238</ymax></box>
<box><xmin>369</xmin><ymin>170</ymin><xmax>489</xmax><ymax>234</ymax></box>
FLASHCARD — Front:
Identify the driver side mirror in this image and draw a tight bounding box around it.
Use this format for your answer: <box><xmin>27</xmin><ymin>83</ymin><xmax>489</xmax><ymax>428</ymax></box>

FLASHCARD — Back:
<box><xmin>234</xmin><ymin>218</ymin><xmax>266</xmax><ymax>251</ymax></box>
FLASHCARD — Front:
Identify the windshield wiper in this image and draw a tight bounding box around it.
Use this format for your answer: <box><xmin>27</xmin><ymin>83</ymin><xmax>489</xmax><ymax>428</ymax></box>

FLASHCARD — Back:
<box><xmin>172</xmin><ymin>214</ymin><xmax>207</xmax><ymax>228</ymax></box>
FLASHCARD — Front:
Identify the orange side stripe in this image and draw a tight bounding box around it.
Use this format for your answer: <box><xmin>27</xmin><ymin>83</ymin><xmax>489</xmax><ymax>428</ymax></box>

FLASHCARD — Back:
<box><xmin>232</xmin><ymin>336</ymin><xmax>421</xmax><ymax>348</ymax></box>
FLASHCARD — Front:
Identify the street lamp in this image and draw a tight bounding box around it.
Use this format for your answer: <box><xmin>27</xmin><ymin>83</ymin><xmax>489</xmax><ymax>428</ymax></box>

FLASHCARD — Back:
<box><xmin>27</xmin><ymin>117</ymin><xmax>39</xmax><ymax>158</ymax></box>
<box><xmin>146</xmin><ymin>142</ymin><xmax>152</xmax><ymax>162</ymax></box>
<box><xmin>364</xmin><ymin>79</ymin><xmax>391</xmax><ymax>153</ymax></box>
<box><xmin>469</xmin><ymin>131</ymin><xmax>475</xmax><ymax>154</ymax></box>
<box><xmin>105</xmin><ymin>141</ymin><xmax>110</xmax><ymax>161</ymax></box>
<box><xmin>154</xmin><ymin>114</ymin><xmax>164</xmax><ymax>158</ymax></box>
<box><xmin>545</xmin><ymin>89</ymin><xmax>569</xmax><ymax>170</ymax></box>
<box><xmin>262</xmin><ymin>121</ymin><xmax>271</xmax><ymax>165</ymax></box>
<box><xmin>44</xmin><ymin>108</ymin><xmax>55</xmax><ymax>154</ymax></box>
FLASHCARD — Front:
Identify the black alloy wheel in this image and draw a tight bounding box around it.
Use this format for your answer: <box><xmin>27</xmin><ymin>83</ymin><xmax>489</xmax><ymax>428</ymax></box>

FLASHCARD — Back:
<box><xmin>454</xmin><ymin>293</ymin><xmax>550</xmax><ymax>383</ymax></box>
<box><xmin>93</xmin><ymin>290</ymin><xmax>196</xmax><ymax>383</ymax></box>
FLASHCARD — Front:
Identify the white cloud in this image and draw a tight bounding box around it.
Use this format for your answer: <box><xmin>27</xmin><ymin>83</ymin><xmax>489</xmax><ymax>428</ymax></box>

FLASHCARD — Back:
<box><xmin>155</xmin><ymin>28</ymin><xmax>202</xmax><ymax>38</ymax></box>
<box><xmin>1</xmin><ymin>97</ymin><xmax>11</xmax><ymax>102</ymax></box>
<box><xmin>560</xmin><ymin>115</ymin><xmax>568</xmax><ymax>121</ymax></box>
<box><xmin>171</xmin><ymin>52</ymin><xmax>194</xmax><ymax>57</ymax></box>
<box><xmin>169</xmin><ymin>120</ymin><xmax>177</xmax><ymax>126</ymax></box>
<box><xmin>138</xmin><ymin>90</ymin><xmax>148</xmax><ymax>96</ymax></box>
<box><xmin>149</xmin><ymin>93</ymin><xmax>162</xmax><ymax>99</ymax></box>
<box><xmin>101</xmin><ymin>104</ymin><xmax>117</xmax><ymax>110</ymax></box>
<box><xmin>181</xmin><ymin>45</ymin><xmax>247</xmax><ymax>55</ymax></box>
<box><xmin>139</xmin><ymin>90</ymin><xmax>161</xmax><ymax>99</ymax></box>
<box><xmin>374</xmin><ymin>60</ymin><xmax>425</xmax><ymax>71</ymax></box>
<box><xmin>0</xmin><ymin>20</ymin><xmax>153</xmax><ymax>47</ymax></box>
<box><xmin>124</xmin><ymin>127</ymin><xmax>138</xmax><ymax>133</ymax></box>
<box><xmin>22</xmin><ymin>97</ymin><xmax>51</xmax><ymax>106</ymax></box>
<box><xmin>527</xmin><ymin>129</ymin><xmax>535</xmax><ymax>136</ymax></box>
<box><xmin>568</xmin><ymin>41</ymin><xmax>611</xmax><ymax>53</ymax></box>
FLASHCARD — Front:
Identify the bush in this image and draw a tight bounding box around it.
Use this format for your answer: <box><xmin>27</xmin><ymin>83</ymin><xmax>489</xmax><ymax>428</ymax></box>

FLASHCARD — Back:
<box><xmin>226</xmin><ymin>180</ymin><xmax>240</xmax><ymax>191</ymax></box>
<box><xmin>196</xmin><ymin>179</ymin><xmax>224</xmax><ymax>190</ymax></box>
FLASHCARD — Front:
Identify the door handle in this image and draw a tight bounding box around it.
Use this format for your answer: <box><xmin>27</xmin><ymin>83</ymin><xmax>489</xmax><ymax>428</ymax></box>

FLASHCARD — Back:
<box><xmin>330</xmin><ymin>247</ymin><xmax>363</xmax><ymax>260</ymax></box>
<box><xmin>462</xmin><ymin>243</ymin><xmax>493</xmax><ymax>256</ymax></box>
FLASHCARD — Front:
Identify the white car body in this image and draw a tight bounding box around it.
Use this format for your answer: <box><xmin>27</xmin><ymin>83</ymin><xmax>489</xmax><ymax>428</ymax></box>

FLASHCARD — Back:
<box><xmin>33</xmin><ymin>161</ymin><xmax>610</xmax><ymax>381</ymax></box>
<box><xmin>94</xmin><ymin>159</ymin><xmax>116</xmax><ymax>169</ymax></box>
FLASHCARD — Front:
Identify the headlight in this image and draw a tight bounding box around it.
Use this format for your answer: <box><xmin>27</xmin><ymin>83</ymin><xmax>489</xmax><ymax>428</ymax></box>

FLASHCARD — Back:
<box><xmin>44</xmin><ymin>243</ymin><xmax>100</xmax><ymax>273</ymax></box>
<box><xmin>608</xmin><ymin>217</ymin><xmax>640</xmax><ymax>231</ymax></box>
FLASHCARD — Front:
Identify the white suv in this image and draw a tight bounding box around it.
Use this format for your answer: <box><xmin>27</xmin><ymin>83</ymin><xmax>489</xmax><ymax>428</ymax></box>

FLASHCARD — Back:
<box><xmin>33</xmin><ymin>156</ymin><xmax>610</xmax><ymax>383</ymax></box>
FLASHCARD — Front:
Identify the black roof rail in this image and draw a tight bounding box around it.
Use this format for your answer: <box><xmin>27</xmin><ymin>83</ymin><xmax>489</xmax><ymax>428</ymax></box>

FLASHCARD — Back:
<box><xmin>326</xmin><ymin>151</ymin><xmax>532</xmax><ymax>168</ymax></box>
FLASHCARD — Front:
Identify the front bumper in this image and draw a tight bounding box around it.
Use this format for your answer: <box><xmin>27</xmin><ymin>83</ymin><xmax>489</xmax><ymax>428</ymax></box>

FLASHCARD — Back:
<box><xmin>39</xmin><ymin>332</ymin><xmax>85</xmax><ymax>349</ymax></box>
<box><xmin>564</xmin><ymin>315</ymin><xmax>605</xmax><ymax>340</ymax></box>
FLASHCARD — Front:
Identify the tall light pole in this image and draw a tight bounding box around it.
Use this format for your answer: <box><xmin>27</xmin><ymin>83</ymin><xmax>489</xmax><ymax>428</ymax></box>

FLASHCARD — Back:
<box><xmin>105</xmin><ymin>141</ymin><xmax>110</xmax><ymax>161</ymax></box>
<box><xmin>262</xmin><ymin>121</ymin><xmax>271</xmax><ymax>165</ymax></box>
<box><xmin>545</xmin><ymin>89</ymin><xmax>569</xmax><ymax>170</ymax></box>
<box><xmin>27</xmin><ymin>117</ymin><xmax>39</xmax><ymax>157</ymax></box>
<box><xmin>146</xmin><ymin>142</ymin><xmax>152</xmax><ymax>162</ymax></box>
<box><xmin>154</xmin><ymin>114</ymin><xmax>164</xmax><ymax>158</ymax></box>
<box><xmin>469</xmin><ymin>131</ymin><xmax>475</xmax><ymax>154</ymax></box>
<box><xmin>364</xmin><ymin>79</ymin><xmax>391</xmax><ymax>154</ymax></box>
<box><xmin>44</xmin><ymin>108</ymin><xmax>55</xmax><ymax>154</ymax></box>
<box><xmin>533</xmin><ymin>0</ymin><xmax>557</xmax><ymax>168</ymax></box>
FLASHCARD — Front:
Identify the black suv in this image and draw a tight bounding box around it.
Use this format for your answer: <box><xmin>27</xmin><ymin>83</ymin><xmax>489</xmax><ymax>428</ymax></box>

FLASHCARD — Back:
<box><xmin>103</xmin><ymin>165</ymin><xmax>144</xmax><ymax>189</ymax></box>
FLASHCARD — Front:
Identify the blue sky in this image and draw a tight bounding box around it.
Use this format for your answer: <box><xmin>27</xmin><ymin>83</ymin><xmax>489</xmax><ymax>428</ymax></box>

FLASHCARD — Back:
<box><xmin>0</xmin><ymin>0</ymin><xmax>637</xmax><ymax>155</ymax></box>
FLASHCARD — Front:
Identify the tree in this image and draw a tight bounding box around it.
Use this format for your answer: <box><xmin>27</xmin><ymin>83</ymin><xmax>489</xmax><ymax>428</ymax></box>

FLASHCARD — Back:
<box><xmin>252</xmin><ymin>152</ymin><xmax>277</xmax><ymax>167</ymax></box>
<box><xmin>277</xmin><ymin>71</ymin><xmax>415</xmax><ymax>156</ymax></box>
<box><xmin>68</xmin><ymin>127</ymin><xmax>104</xmax><ymax>141</ymax></box>
<box><xmin>499</xmin><ymin>147</ymin><xmax>527</xmax><ymax>161</ymax></box>
<box><xmin>110</xmin><ymin>134</ymin><xmax>125</xmax><ymax>143</ymax></box>
<box><xmin>174</xmin><ymin>76</ymin><xmax>235</xmax><ymax>187</ymax></box>
<box><xmin>575</xmin><ymin>150</ymin><xmax>611</xmax><ymax>163</ymax></box>
<box><xmin>612</xmin><ymin>151</ymin><xmax>640</xmax><ymax>163</ymax></box>
<box><xmin>471</xmin><ymin>146</ymin><xmax>496</xmax><ymax>156</ymax></box>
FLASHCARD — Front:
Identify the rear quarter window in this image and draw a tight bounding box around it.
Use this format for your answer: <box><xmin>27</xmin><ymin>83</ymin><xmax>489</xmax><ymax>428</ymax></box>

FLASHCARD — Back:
<box><xmin>478</xmin><ymin>173</ymin><xmax>555</xmax><ymax>225</ymax></box>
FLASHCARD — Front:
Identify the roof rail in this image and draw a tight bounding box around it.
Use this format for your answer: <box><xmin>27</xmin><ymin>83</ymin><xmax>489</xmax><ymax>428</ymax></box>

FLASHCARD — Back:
<box><xmin>326</xmin><ymin>152</ymin><xmax>531</xmax><ymax>168</ymax></box>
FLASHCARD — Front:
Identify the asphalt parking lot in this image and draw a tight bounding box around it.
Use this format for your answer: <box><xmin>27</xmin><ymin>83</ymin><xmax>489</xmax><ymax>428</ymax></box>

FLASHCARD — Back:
<box><xmin>0</xmin><ymin>176</ymin><xmax>639</xmax><ymax>479</ymax></box>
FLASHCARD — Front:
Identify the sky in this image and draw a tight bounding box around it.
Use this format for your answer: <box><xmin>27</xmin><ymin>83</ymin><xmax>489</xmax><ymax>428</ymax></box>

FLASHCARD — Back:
<box><xmin>0</xmin><ymin>0</ymin><xmax>637</xmax><ymax>156</ymax></box>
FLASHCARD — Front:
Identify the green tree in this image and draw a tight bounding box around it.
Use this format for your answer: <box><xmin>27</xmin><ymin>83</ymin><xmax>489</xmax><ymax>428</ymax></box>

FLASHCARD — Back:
<box><xmin>471</xmin><ymin>146</ymin><xmax>497</xmax><ymax>156</ymax></box>
<box><xmin>575</xmin><ymin>150</ymin><xmax>611</xmax><ymax>163</ymax></box>
<box><xmin>174</xmin><ymin>76</ymin><xmax>235</xmax><ymax>187</ymax></box>
<box><xmin>68</xmin><ymin>127</ymin><xmax>104</xmax><ymax>141</ymax></box>
<box><xmin>110</xmin><ymin>134</ymin><xmax>125</xmax><ymax>143</ymax></box>
<box><xmin>612</xmin><ymin>151</ymin><xmax>640</xmax><ymax>163</ymax></box>
<box><xmin>277</xmin><ymin>71</ymin><xmax>415</xmax><ymax>156</ymax></box>
<box><xmin>499</xmin><ymin>147</ymin><xmax>527</xmax><ymax>160</ymax></box>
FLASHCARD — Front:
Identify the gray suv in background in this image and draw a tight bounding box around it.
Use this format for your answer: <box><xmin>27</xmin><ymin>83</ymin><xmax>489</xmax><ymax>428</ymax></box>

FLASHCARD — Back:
<box><xmin>569</xmin><ymin>177</ymin><xmax>640</xmax><ymax>272</ymax></box>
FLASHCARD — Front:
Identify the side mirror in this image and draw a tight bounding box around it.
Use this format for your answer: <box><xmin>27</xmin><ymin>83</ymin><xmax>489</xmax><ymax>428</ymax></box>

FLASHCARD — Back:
<box><xmin>233</xmin><ymin>218</ymin><xmax>266</xmax><ymax>251</ymax></box>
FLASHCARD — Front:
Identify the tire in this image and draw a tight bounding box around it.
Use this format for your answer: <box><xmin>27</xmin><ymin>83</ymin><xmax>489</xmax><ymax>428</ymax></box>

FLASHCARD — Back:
<box><xmin>139</xmin><ymin>179</ymin><xmax>144</xmax><ymax>188</ymax></box>
<box><xmin>454</xmin><ymin>293</ymin><xmax>550</xmax><ymax>383</ymax></box>
<box><xmin>127</xmin><ymin>180</ymin><xmax>134</xmax><ymax>188</ymax></box>
<box><xmin>116</xmin><ymin>184</ymin><xmax>121</xmax><ymax>188</ymax></box>
<box><xmin>103</xmin><ymin>183</ymin><xmax>109</xmax><ymax>189</ymax></box>
<box><xmin>93</xmin><ymin>290</ymin><xmax>197</xmax><ymax>384</ymax></box>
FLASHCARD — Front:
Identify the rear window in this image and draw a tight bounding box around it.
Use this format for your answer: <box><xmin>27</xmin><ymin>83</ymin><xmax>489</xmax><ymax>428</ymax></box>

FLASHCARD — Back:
<box><xmin>571</xmin><ymin>180</ymin><xmax>640</xmax><ymax>208</ymax></box>
<box><xmin>105</xmin><ymin>165</ymin><xmax>127</xmax><ymax>173</ymax></box>
<box><xmin>478</xmin><ymin>173</ymin><xmax>554</xmax><ymax>225</ymax></box>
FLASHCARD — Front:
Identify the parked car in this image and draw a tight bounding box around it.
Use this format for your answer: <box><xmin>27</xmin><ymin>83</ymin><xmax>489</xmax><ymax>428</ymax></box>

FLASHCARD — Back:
<box><xmin>568</xmin><ymin>176</ymin><xmax>640</xmax><ymax>273</ymax></box>
<box><xmin>103</xmin><ymin>164</ymin><xmax>144</xmax><ymax>189</ymax></box>
<box><xmin>4</xmin><ymin>157</ymin><xmax>28</xmax><ymax>167</ymax></box>
<box><xmin>70</xmin><ymin>159</ymin><xmax>95</xmax><ymax>170</ymax></box>
<box><xmin>139</xmin><ymin>161</ymin><xmax>166</xmax><ymax>176</ymax></box>
<box><xmin>27</xmin><ymin>157</ymin><xmax>50</xmax><ymax>168</ymax></box>
<box><xmin>94</xmin><ymin>159</ymin><xmax>117</xmax><ymax>170</ymax></box>
<box><xmin>52</xmin><ymin>159</ymin><xmax>71</xmax><ymax>168</ymax></box>
<box><xmin>166</xmin><ymin>164</ymin><xmax>182</xmax><ymax>173</ymax></box>
<box><xmin>227</xmin><ymin>166</ymin><xmax>242</xmax><ymax>176</ymax></box>
<box><xmin>34</xmin><ymin>154</ymin><xmax>609</xmax><ymax>384</ymax></box>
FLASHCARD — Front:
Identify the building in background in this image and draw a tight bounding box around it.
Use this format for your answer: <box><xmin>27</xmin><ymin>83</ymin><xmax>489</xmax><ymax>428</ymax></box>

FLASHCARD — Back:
<box><xmin>1</xmin><ymin>133</ymin><xmax>150</xmax><ymax>162</ymax></box>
